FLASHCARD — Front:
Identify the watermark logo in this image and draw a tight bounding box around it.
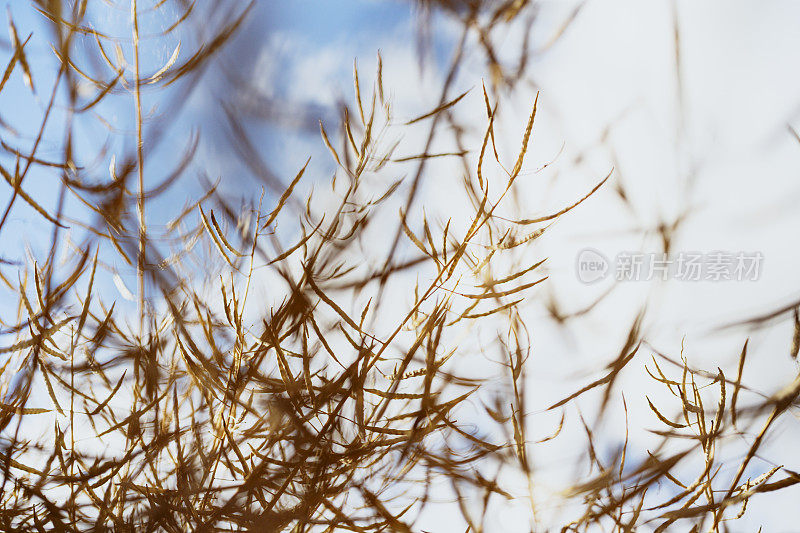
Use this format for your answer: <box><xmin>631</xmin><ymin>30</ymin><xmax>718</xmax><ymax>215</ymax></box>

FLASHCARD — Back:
<box><xmin>576</xmin><ymin>248</ymin><xmax>610</xmax><ymax>284</ymax></box>
<box><xmin>576</xmin><ymin>250</ymin><xmax>763</xmax><ymax>283</ymax></box>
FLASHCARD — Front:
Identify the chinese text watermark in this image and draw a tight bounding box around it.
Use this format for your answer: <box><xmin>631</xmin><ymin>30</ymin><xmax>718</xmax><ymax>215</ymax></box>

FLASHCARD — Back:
<box><xmin>576</xmin><ymin>249</ymin><xmax>763</xmax><ymax>284</ymax></box>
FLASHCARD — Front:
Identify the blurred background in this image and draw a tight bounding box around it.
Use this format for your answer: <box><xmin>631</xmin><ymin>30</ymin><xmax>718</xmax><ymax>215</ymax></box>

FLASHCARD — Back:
<box><xmin>3</xmin><ymin>0</ymin><xmax>800</xmax><ymax>530</ymax></box>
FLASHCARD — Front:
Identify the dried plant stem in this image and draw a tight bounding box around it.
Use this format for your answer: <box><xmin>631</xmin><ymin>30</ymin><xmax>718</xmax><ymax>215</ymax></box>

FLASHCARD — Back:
<box><xmin>132</xmin><ymin>0</ymin><xmax>146</xmax><ymax>330</ymax></box>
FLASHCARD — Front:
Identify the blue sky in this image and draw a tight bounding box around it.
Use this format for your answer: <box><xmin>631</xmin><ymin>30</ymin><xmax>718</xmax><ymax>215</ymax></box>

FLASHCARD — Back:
<box><xmin>4</xmin><ymin>0</ymin><xmax>800</xmax><ymax>530</ymax></box>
